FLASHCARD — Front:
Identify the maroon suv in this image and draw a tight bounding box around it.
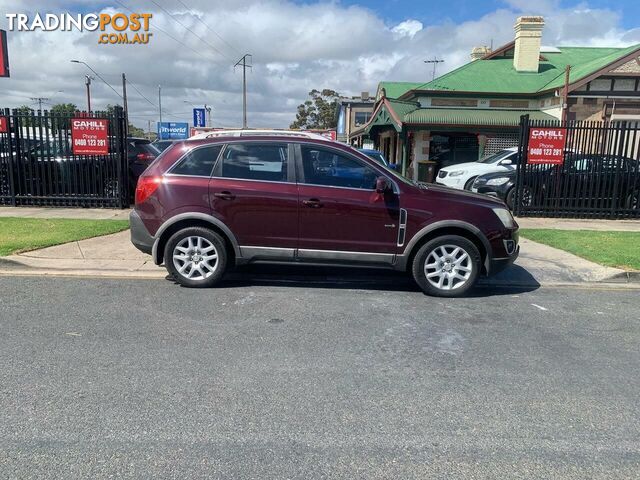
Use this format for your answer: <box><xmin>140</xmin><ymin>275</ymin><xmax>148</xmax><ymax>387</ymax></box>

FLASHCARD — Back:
<box><xmin>130</xmin><ymin>136</ymin><xmax>519</xmax><ymax>297</ymax></box>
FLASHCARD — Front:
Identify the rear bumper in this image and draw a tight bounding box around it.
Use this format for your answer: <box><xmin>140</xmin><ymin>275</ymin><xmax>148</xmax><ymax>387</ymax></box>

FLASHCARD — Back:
<box><xmin>130</xmin><ymin>209</ymin><xmax>154</xmax><ymax>255</ymax></box>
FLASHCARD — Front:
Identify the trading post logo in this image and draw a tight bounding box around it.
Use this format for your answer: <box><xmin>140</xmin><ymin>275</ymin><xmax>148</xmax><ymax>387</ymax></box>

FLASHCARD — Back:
<box><xmin>5</xmin><ymin>13</ymin><xmax>153</xmax><ymax>45</ymax></box>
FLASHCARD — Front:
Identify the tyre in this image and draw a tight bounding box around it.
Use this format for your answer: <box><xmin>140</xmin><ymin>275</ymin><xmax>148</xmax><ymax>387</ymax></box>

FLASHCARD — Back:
<box><xmin>464</xmin><ymin>176</ymin><xmax>478</xmax><ymax>190</ymax></box>
<box><xmin>164</xmin><ymin>227</ymin><xmax>228</xmax><ymax>288</ymax></box>
<box><xmin>412</xmin><ymin>235</ymin><xmax>481</xmax><ymax>297</ymax></box>
<box><xmin>505</xmin><ymin>188</ymin><xmax>515</xmax><ymax>210</ymax></box>
<box><xmin>627</xmin><ymin>191</ymin><xmax>639</xmax><ymax>210</ymax></box>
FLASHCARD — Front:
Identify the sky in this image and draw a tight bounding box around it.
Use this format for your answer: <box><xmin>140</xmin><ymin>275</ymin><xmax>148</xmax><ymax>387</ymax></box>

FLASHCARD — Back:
<box><xmin>0</xmin><ymin>0</ymin><xmax>639</xmax><ymax>131</ymax></box>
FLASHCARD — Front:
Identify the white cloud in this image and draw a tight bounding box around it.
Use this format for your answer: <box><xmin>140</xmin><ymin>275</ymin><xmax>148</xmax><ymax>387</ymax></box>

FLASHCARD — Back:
<box><xmin>0</xmin><ymin>0</ymin><xmax>638</xmax><ymax>129</ymax></box>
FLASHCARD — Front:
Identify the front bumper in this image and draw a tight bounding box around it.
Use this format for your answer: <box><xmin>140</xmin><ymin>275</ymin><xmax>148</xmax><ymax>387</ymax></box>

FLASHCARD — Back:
<box><xmin>489</xmin><ymin>245</ymin><xmax>519</xmax><ymax>275</ymax></box>
<box><xmin>435</xmin><ymin>177</ymin><xmax>465</xmax><ymax>189</ymax></box>
<box><xmin>130</xmin><ymin>209</ymin><xmax>154</xmax><ymax>255</ymax></box>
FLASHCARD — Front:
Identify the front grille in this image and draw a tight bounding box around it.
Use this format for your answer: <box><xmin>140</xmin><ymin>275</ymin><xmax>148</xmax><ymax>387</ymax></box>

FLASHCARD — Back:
<box><xmin>437</xmin><ymin>170</ymin><xmax>448</xmax><ymax>179</ymax></box>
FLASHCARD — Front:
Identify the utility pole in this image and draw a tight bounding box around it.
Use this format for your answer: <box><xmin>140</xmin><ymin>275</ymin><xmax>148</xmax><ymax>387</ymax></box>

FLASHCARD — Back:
<box><xmin>158</xmin><ymin>85</ymin><xmax>162</xmax><ymax>138</ymax></box>
<box><xmin>205</xmin><ymin>104</ymin><xmax>212</xmax><ymax>127</ymax></box>
<box><xmin>147</xmin><ymin>120</ymin><xmax>152</xmax><ymax>140</ymax></box>
<box><xmin>122</xmin><ymin>73</ymin><xmax>129</xmax><ymax>135</ymax></box>
<box><xmin>424</xmin><ymin>58</ymin><xmax>445</xmax><ymax>81</ymax></box>
<box><xmin>30</xmin><ymin>97</ymin><xmax>50</xmax><ymax>111</ymax></box>
<box><xmin>85</xmin><ymin>74</ymin><xmax>93</xmax><ymax>112</ymax></box>
<box><xmin>562</xmin><ymin>65</ymin><xmax>571</xmax><ymax>123</ymax></box>
<box><xmin>234</xmin><ymin>54</ymin><xmax>252</xmax><ymax>129</ymax></box>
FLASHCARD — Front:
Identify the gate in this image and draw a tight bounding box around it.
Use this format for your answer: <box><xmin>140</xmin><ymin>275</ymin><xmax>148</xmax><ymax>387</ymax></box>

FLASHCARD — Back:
<box><xmin>0</xmin><ymin>107</ymin><xmax>129</xmax><ymax>208</ymax></box>
<box><xmin>515</xmin><ymin>116</ymin><xmax>640</xmax><ymax>219</ymax></box>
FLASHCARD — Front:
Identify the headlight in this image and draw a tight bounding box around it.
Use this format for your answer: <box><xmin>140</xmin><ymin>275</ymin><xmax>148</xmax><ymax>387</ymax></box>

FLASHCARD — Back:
<box><xmin>486</xmin><ymin>177</ymin><xmax>510</xmax><ymax>186</ymax></box>
<box><xmin>449</xmin><ymin>170</ymin><xmax>465</xmax><ymax>177</ymax></box>
<box><xmin>492</xmin><ymin>207</ymin><xmax>515</xmax><ymax>228</ymax></box>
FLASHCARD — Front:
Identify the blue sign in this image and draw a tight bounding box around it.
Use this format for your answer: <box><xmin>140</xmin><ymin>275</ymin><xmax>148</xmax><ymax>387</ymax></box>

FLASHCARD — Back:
<box><xmin>157</xmin><ymin>122</ymin><xmax>189</xmax><ymax>140</ymax></box>
<box><xmin>193</xmin><ymin>108</ymin><xmax>206</xmax><ymax>128</ymax></box>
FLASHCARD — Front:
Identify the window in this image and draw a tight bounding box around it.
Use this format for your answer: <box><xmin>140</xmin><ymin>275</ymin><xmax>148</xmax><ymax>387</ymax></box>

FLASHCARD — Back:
<box><xmin>171</xmin><ymin>145</ymin><xmax>222</xmax><ymax>177</ymax></box>
<box><xmin>219</xmin><ymin>143</ymin><xmax>288</xmax><ymax>182</ymax></box>
<box><xmin>354</xmin><ymin>111</ymin><xmax>371</xmax><ymax>126</ymax></box>
<box><xmin>301</xmin><ymin>146</ymin><xmax>379</xmax><ymax>190</ymax></box>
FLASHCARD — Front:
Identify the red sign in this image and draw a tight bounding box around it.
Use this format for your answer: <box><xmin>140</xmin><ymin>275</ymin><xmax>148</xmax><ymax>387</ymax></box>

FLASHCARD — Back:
<box><xmin>71</xmin><ymin>118</ymin><xmax>109</xmax><ymax>155</ymax></box>
<box><xmin>0</xmin><ymin>30</ymin><xmax>9</xmax><ymax>78</ymax></box>
<box><xmin>0</xmin><ymin>116</ymin><xmax>7</xmax><ymax>133</ymax></box>
<box><xmin>305</xmin><ymin>129</ymin><xmax>337</xmax><ymax>141</ymax></box>
<box><xmin>527</xmin><ymin>127</ymin><xmax>567</xmax><ymax>165</ymax></box>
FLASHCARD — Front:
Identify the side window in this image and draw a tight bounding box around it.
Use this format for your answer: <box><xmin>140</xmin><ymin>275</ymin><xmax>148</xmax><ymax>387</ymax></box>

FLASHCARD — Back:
<box><xmin>219</xmin><ymin>143</ymin><xmax>288</xmax><ymax>182</ymax></box>
<box><xmin>301</xmin><ymin>146</ymin><xmax>379</xmax><ymax>190</ymax></box>
<box><xmin>171</xmin><ymin>145</ymin><xmax>222</xmax><ymax>177</ymax></box>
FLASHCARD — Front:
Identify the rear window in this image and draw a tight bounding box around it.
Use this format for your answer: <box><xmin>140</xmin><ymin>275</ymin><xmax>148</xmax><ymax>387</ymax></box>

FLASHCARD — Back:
<box><xmin>170</xmin><ymin>145</ymin><xmax>222</xmax><ymax>177</ymax></box>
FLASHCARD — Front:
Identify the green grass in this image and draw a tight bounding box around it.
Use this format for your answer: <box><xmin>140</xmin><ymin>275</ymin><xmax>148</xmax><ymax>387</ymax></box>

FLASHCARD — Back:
<box><xmin>0</xmin><ymin>218</ymin><xmax>130</xmax><ymax>256</ymax></box>
<box><xmin>520</xmin><ymin>229</ymin><xmax>640</xmax><ymax>271</ymax></box>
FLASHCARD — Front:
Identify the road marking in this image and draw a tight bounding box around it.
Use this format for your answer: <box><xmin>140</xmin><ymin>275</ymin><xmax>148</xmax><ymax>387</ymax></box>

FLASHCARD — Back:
<box><xmin>65</xmin><ymin>332</ymin><xmax>82</xmax><ymax>336</ymax></box>
<box><xmin>531</xmin><ymin>303</ymin><xmax>548</xmax><ymax>311</ymax></box>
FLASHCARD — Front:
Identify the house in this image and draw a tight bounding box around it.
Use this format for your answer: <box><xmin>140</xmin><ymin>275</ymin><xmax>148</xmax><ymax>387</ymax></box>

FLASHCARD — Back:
<box><xmin>363</xmin><ymin>16</ymin><xmax>640</xmax><ymax>180</ymax></box>
<box><xmin>336</xmin><ymin>93</ymin><xmax>375</xmax><ymax>144</ymax></box>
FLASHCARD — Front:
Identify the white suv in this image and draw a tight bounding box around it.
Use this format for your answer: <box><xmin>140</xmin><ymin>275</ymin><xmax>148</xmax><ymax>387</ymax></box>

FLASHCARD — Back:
<box><xmin>435</xmin><ymin>147</ymin><xmax>518</xmax><ymax>190</ymax></box>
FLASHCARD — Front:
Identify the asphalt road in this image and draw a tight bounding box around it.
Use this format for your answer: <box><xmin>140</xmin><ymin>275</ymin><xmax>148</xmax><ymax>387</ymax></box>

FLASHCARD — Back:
<box><xmin>1</xmin><ymin>272</ymin><xmax>639</xmax><ymax>479</ymax></box>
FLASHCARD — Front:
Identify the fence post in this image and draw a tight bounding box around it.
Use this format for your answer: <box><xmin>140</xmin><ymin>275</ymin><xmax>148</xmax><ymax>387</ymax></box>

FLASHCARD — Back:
<box><xmin>514</xmin><ymin>114</ymin><xmax>529</xmax><ymax>217</ymax></box>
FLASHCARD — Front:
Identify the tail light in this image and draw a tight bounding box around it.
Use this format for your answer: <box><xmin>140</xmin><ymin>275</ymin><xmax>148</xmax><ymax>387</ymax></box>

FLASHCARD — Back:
<box><xmin>136</xmin><ymin>152</ymin><xmax>156</xmax><ymax>163</ymax></box>
<box><xmin>135</xmin><ymin>175</ymin><xmax>162</xmax><ymax>204</ymax></box>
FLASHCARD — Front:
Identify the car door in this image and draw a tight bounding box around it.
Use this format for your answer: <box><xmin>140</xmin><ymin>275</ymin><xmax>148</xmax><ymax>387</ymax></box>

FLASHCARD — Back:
<box><xmin>209</xmin><ymin>141</ymin><xmax>298</xmax><ymax>256</ymax></box>
<box><xmin>296</xmin><ymin>143</ymin><xmax>399</xmax><ymax>261</ymax></box>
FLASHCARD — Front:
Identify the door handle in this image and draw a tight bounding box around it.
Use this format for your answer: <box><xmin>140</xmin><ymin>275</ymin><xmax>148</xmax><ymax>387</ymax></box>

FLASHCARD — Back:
<box><xmin>302</xmin><ymin>198</ymin><xmax>323</xmax><ymax>208</ymax></box>
<box><xmin>213</xmin><ymin>191</ymin><xmax>235</xmax><ymax>200</ymax></box>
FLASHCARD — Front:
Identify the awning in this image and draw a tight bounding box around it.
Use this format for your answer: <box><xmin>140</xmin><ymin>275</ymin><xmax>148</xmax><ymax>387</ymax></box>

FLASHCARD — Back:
<box><xmin>403</xmin><ymin>108</ymin><xmax>557</xmax><ymax>127</ymax></box>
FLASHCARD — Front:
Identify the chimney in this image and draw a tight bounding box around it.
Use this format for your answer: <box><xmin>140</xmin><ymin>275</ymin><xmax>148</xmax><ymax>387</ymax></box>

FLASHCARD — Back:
<box><xmin>513</xmin><ymin>16</ymin><xmax>544</xmax><ymax>73</ymax></box>
<box><xmin>361</xmin><ymin>91</ymin><xmax>370</xmax><ymax>101</ymax></box>
<box><xmin>470</xmin><ymin>46</ymin><xmax>491</xmax><ymax>61</ymax></box>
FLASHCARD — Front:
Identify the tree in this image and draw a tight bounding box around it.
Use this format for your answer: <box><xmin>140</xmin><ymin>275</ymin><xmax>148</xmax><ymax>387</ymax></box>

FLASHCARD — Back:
<box><xmin>15</xmin><ymin>105</ymin><xmax>35</xmax><ymax>127</ymax></box>
<box><xmin>50</xmin><ymin>103</ymin><xmax>78</xmax><ymax>131</ymax></box>
<box><xmin>290</xmin><ymin>89</ymin><xmax>340</xmax><ymax>130</ymax></box>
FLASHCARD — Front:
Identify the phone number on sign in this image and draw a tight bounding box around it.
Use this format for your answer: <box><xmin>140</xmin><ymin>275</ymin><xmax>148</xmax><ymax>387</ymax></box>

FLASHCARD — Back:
<box><xmin>74</xmin><ymin>138</ymin><xmax>107</xmax><ymax>147</ymax></box>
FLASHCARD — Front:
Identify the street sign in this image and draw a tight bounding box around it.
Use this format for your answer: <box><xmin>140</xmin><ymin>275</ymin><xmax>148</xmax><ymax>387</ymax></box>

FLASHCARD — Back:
<box><xmin>193</xmin><ymin>108</ymin><xmax>206</xmax><ymax>128</ymax></box>
<box><xmin>0</xmin><ymin>29</ymin><xmax>9</xmax><ymax>78</ymax></box>
<box><xmin>71</xmin><ymin>118</ymin><xmax>109</xmax><ymax>155</ymax></box>
<box><xmin>158</xmin><ymin>122</ymin><xmax>189</xmax><ymax>140</ymax></box>
<box><xmin>0</xmin><ymin>116</ymin><xmax>8</xmax><ymax>133</ymax></box>
<box><xmin>527</xmin><ymin>127</ymin><xmax>567</xmax><ymax>165</ymax></box>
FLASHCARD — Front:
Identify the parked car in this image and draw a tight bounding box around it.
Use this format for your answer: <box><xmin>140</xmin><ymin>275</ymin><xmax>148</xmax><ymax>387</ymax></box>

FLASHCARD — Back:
<box><xmin>435</xmin><ymin>147</ymin><xmax>518</xmax><ymax>190</ymax></box>
<box><xmin>127</xmin><ymin>138</ymin><xmax>161</xmax><ymax>198</ymax></box>
<box><xmin>472</xmin><ymin>154</ymin><xmax>640</xmax><ymax>211</ymax></box>
<box><xmin>130</xmin><ymin>135</ymin><xmax>519</xmax><ymax>297</ymax></box>
<box><xmin>153</xmin><ymin>139</ymin><xmax>179</xmax><ymax>152</ymax></box>
<box><xmin>358</xmin><ymin>148</ymin><xmax>396</xmax><ymax>170</ymax></box>
<box><xmin>471</xmin><ymin>170</ymin><xmax>518</xmax><ymax>209</ymax></box>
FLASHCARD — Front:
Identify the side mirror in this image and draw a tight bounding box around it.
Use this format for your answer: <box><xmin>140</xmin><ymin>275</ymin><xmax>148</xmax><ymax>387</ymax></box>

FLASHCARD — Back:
<box><xmin>500</xmin><ymin>159</ymin><xmax>513</xmax><ymax>166</ymax></box>
<box><xmin>376</xmin><ymin>176</ymin><xmax>390</xmax><ymax>194</ymax></box>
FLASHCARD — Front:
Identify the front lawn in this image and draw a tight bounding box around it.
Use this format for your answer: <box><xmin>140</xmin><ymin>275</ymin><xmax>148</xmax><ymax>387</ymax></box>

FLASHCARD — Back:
<box><xmin>0</xmin><ymin>218</ymin><xmax>129</xmax><ymax>256</ymax></box>
<box><xmin>520</xmin><ymin>229</ymin><xmax>640</xmax><ymax>271</ymax></box>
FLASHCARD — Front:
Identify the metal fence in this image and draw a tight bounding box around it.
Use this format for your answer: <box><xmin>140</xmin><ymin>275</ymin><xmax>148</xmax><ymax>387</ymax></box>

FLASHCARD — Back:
<box><xmin>514</xmin><ymin>116</ymin><xmax>640</xmax><ymax>219</ymax></box>
<box><xmin>0</xmin><ymin>107</ymin><xmax>128</xmax><ymax>208</ymax></box>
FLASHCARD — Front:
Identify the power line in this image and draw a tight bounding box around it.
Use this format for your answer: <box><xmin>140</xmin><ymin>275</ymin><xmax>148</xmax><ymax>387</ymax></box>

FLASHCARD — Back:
<box><xmin>174</xmin><ymin>0</ymin><xmax>241</xmax><ymax>56</ymax></box>
<box><xmin>147</xmin><ymin>0</ymin><xmax>231</xmax><ymax>60</ymax></box>
<box><xmin>112</xmin><ymin>0</ymin><xmax>217</xmax><ymax>62</ymax></box>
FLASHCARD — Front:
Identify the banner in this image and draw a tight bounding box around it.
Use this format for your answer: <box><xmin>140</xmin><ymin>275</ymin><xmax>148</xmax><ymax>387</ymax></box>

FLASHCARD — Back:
<box><xmin>158</xmin><ymin>122</ymin><xmax>189</xmax><ymax>140</ymax></box>
<box><xmin>0</xmin><ymin>30</ymin><xmax>9</xmax><ymax>78</ymax></box>
<box><xmin>527</xmin><ymin>127</ymin><xmax>567</xmax><ymax>165</ymax></box>
<box><xmin>71</xmin><ymin>118</ymin><xmax>109</xmax><ymax>155</ymax></box>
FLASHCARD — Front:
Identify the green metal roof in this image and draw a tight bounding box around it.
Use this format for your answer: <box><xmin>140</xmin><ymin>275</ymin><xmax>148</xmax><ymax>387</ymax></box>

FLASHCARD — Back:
<box><xmin>403</xmin><ymin>108</ymin><xmax>556</xmax><ymax>126</ymax></box>
<box><xmin>412</xmin><ymin>44</ymin><xmax>640</xmax><ymax>95</ymax></box>
<box><xmin>377</xmin><ymin>82</ymin><xmax>425</xmax><ymax>99</ymax></box>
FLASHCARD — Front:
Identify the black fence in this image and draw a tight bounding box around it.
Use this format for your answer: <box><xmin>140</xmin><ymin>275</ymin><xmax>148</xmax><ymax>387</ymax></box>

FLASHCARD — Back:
<box><xmin>514</xmin><ymin>116</ymin><xmax>640</xmax><ymax>219</ymax></box>
<box><xmin>0</xmin><ymin>107</ymin><xmax>128</xmax><ymax>208</ymax></box>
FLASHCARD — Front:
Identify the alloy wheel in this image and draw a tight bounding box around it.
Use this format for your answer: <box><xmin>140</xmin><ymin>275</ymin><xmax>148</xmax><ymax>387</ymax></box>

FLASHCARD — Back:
<box><xmin>172</xmin><ymin>236</ymin><xmax>219</xmax><ymax>280</ymax></box>
<box><xmin>424</xmin><ymin>245</ymin><xmax>473</xmax><ymax>291</ymax></box>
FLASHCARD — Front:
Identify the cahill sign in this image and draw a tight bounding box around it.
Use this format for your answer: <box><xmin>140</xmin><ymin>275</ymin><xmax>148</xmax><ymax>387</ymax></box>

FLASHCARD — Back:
<box><xmin>4</xmin><ymin>12</ymin><xmax>153</xmax><ymax>45</ymax></box>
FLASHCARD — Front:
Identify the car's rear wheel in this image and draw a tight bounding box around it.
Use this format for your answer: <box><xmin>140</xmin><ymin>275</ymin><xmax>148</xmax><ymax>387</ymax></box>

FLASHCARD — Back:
<box><xmin>412</xmin><ymin>235</ymin><xmax>481</xmax><ymax>297</ymax></box>
<box><xmin>464</xmin><ymin>176</ymin><xmax>478</xmax><ymax>190</ymax></box>
<box><xmin>164</xmin><ymin>227</ymin><xmax>228</xmax><ymax>288</ymax></box>
<box><xmin>626</xmin><ymin>191</ymin><xmax>639</xmax><ymax>210</ymax></box>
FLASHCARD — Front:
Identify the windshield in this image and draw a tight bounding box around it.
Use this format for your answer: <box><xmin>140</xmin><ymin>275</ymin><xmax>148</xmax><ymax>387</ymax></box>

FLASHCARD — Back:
<box><xmin>478</xmin><ymin>149</ymin><xmax>515</xmax><ymax>164</ymax></box>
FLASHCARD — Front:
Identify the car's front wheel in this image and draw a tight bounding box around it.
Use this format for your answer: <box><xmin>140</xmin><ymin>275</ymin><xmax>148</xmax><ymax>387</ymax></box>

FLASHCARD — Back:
<box><xmin>164</xmin><ymin>227</ymin><xmax>228</xmax><ymax>288</ymax></box>
<box><xmin>412</xmin><ymin>235</ymin><xmax>481</xmax><ymax>297</ymax></box>
<box><xmin>464</xmin><ymin>176</ymin><xmax>478</xmax><ymax>190</ymax></box>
